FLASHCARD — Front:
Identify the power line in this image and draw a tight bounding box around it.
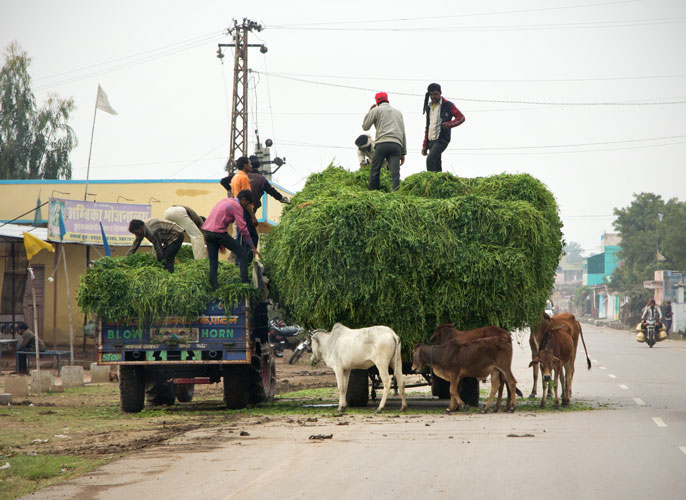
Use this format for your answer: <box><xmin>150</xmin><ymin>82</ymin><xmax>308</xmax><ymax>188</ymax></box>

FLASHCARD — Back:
<box><xmin>271</xmin><ymin>17</ymin><xmax>686</xmax><ymax>32</ymax></box>
<box><xmin>269</xmin><ymin>1</ymin><xmax>640</xmax><ymax>27</ymax></box>
<box><xmin>34</xmin><ymin>33</ymin><xmax>223</xmax><ymax>91</ymax></box>
<box><xmin>256</xmin><ymin>70</ymin><xmax>686</xmax><ymax>84</ymax></box>
<box><xmin>251</xmin><ymin>70</ymin><xmax>686</xmax><ymax>106</ymax></box>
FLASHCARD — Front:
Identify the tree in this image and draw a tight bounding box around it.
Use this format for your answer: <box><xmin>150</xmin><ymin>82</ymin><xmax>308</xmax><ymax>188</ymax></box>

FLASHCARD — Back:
<box><xmin>563</xmin><ymin>241</ymin><xmax>584</xmax><ymax>262</ymax></box>
<box><xmin>610</xmin><ymin>192</ymin><xmax>686</xmax><ymax>292</ymax></box>
<box><xmin>0</xmin><ymin>41</ymin><xmax>76</xmax><ymax>179</ymax></box>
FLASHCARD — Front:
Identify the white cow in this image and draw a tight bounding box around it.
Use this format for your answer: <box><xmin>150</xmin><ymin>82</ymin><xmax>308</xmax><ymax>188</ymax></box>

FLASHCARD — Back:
<box><xmin>311</xmin><ymin>323</ymin><xmax>407</xmax><ymax>413</ymax></box>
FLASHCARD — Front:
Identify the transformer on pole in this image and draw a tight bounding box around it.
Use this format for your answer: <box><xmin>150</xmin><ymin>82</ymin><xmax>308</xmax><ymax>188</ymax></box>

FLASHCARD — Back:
<box><xmin>217</xmin><ymin>18</ymin><xmax>267</xmax><ymax>173</ymax></box>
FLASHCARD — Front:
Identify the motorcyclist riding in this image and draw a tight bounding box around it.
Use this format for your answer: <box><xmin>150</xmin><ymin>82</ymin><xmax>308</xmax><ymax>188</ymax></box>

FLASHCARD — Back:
<box><xmin>641</xmin><ymin>299</ymin><xmax>663</xmax><ymax>332</ymax></box>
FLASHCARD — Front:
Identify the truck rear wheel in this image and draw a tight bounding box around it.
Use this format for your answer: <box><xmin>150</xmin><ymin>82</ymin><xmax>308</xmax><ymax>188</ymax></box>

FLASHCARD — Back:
<box><xmin>346</xmin><ymin>369</ymin><xmax>369</xmax><ymax>407</ymax></box>
<box><xmin>146</xmin><ymin>371</ymin><xmax>176</xmax><ymax>406</ymax></box>
<box><xmin>223</xmin><ymin>366</ymin><xmax>250</xmax><ymax>409</ymax></box>
<box><xmin>175</xmin><ymin>383</ymin><xmax>195</xmax><ymax>403</ymax></box>
<box><xmin>432</xmin><ymin>375</ymin><xmax>479</xmax><ymax>407</ymax></box>
<box><xmin>120</xmin><ymin>366</ymin><xmax>145</xmax><ymax>413</ymax></box>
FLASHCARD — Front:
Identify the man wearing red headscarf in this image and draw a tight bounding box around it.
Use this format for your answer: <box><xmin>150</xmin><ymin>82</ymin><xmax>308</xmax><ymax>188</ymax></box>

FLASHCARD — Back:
<box><xmin>362</xmin><ymin>92</ymin><xmax>407</xmax><ymax>191</ymax></box>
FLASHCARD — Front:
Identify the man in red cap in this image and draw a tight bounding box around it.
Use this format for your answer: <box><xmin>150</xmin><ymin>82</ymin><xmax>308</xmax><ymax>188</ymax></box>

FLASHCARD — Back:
<box><xmin>362</xmin><ymin>92</ymin><xmax>407</xmax><ymax>190</ymax></box>
<box><xmin>422</xmin><ymin>83</ymin><xmax>465</xmax><ymax>172</ymax></box>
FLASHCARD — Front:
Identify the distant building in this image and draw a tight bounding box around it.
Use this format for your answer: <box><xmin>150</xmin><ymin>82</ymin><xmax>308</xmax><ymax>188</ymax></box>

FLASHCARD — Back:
<box><xmin>581</xmin><ymin>233</ymin><xmax>626</xmax><ymax>321</ymax></box>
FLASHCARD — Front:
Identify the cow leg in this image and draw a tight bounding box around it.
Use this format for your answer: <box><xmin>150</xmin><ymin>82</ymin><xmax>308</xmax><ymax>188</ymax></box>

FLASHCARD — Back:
<box><xmin>540</xmin><ymin>376</ymin><xmax>547</xmax><ymax>408</ymax></box>
<box><xmin>448</xmin><ymin>374</ymin><xmax>465</xmax><ymax>412</ymax></box>
<box><xmin>529</xmin><ymin>358</ymin><xmax>539</xmax><ymax>398</ymax></box>
<box><xmin>375</xmin><ymin>364</ymin><xmax>391</xmax><ymax>413</ymax></box>
<box><xmin>562</xmin><ymin>364</ymin><xmax>572</xmax><ymax>406</ymax></box>
<box><xmin>484</xmin><ymin>374</ymin><xmax>500</xmax><ymax>413</ymax></box>
<box><xmin>494</xmin><ymin>370</ymin><xmax>504</xmax><ymax>412</ymax></box>
<box><xmin>502</xmin><ymin>369</ymin><xmax>517</xmax><ymax>412</ymax></box>
<box><xmin>552</xmin><ymin>367</ymin><xmax>560</xmax><ymax>407</ymax></box>
<box><xmin>334</xmin><ymin>367</ymin><xmax>349</xmax><ymax>412</ymax></box>
<box><xmin>392</xmin><ymin>347</ymin><xmax>407</xmax><ymax>412</ymax></box>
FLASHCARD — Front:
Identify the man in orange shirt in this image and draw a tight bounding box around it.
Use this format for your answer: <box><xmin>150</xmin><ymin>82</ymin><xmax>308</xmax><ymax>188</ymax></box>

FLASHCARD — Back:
<box><xmin>229</xmin><ymin>157</ymin><xmax>258</xmax><ymax>257</ymax></box>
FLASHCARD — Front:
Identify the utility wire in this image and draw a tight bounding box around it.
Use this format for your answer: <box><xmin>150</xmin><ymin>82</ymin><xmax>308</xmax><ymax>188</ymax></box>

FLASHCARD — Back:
<box><xmin>269</xmin><ymin>1</ymin><xmax>640</xmax><ymax>27</ymax></box>
<box><xmin>251</xmin><ymin>70</ymin><xmax>686</xmax><ymax>106</ymax></box>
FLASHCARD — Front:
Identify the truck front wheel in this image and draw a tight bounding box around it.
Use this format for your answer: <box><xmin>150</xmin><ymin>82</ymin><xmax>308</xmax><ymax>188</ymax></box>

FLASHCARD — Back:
<box><xmin>120</xmin><ymin>366</ymin><xmax>145</xmax><ymax>413</ymax></box>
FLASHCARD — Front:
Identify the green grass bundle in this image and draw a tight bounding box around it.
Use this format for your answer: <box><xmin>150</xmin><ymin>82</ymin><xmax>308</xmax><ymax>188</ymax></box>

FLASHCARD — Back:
<box><xmin>77</xmin><ymin>255</ymin><xmax>257</xmax><ymax>324</ymax></box>
<box><xmin>263</xmin><ymin>166</ymin><xmax>563</xmax><ymax>348</ymax></box>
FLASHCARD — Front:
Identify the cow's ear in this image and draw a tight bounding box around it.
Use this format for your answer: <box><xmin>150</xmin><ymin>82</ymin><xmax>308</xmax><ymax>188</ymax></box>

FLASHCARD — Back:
<box><xmin>528</xmin><ymin>359</ymin><xmax>539</xmax><ymax>367</ymax></box>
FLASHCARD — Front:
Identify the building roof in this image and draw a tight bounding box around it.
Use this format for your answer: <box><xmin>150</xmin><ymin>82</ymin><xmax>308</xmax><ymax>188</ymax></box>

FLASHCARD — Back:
<box><xmin>0</xmin><ymin>223</ymin><xmax>48</xmax><ymax>242</ymax></box>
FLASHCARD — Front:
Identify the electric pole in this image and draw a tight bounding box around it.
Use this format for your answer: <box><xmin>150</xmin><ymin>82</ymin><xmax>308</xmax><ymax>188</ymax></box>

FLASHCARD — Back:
<box><xmin>217</xmin><ymin>18</ymin><xmax>267</xmax><ymax>173</ymax></box>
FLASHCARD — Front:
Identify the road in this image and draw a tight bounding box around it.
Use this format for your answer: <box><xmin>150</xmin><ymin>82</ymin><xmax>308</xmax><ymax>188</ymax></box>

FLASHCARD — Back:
<box><xmin>23</xmin><ymin>323</ymin><xmax>686</xmax><ymax>500</ymax></box>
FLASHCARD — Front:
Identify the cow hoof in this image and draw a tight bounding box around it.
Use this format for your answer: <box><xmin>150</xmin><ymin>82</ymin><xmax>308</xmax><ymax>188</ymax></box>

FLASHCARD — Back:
<box><xmin>561</xmin><ymin>400</ymin><xmax>570</xmax><ymax>407</ymax></box>
<box><xmin>400</xmin><ymin>405</ymin><xmax>407</xmax><ymax>412</ymax></box>
<box><xmin>540</xmin><ymin>401</ymin><xmax>546</xmax><ymax>408</ymax></box>
<box><xmin>528</xmin><ymin>393</ymin><xmax>536</xmax><ymax>399</ymax></box>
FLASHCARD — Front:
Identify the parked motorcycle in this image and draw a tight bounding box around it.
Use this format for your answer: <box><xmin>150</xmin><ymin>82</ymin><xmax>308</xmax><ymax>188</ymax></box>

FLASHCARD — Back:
<box><xmin>268</xmin><ymin>318</ymin><xmax>304</xmax><ymax>358</ymax></box>
<box><xmin>289</xmin><ymin>332</ymin><xmax>312</xmax><ymax>365</ymax></box>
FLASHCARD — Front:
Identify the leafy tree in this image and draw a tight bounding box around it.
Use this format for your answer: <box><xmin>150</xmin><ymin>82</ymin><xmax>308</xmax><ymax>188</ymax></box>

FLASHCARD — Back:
<box><xmin>609</xmin><ymin>192</ymin><xmax>686</xmax><ymax>292</ymax></box>
<box><xmin>563</xmin><ymin>241</ymin><xmax>584</xmax><ymax>262</ymax></box>
<box><xmin>0</xmin><ymin>41</ymin><xmax>76</xmax><ymax>179</ymax></box>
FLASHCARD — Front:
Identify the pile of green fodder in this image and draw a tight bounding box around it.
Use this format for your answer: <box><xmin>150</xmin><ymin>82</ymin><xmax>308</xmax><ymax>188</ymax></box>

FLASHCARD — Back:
<box><xmin>77</xmin><ymin>252</ymin><xmax>257</xmax><ymax>324</ymax></box>
<box><xmin>263</xmin><ymin>166</ymin><xmax>563</xmax><ymax>349</ymax></box>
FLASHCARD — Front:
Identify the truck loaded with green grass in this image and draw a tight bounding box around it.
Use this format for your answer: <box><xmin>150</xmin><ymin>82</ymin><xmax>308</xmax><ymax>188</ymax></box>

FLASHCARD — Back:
<box><xmin>261</xmin><ymin>166</ymin><xmax>563</xmax><ymax>405</ymax></box>
<box><xmin>77</xmin><ymin>167</ymin><xmax>562</xmax><ymax>411</ymax></box>
<box><xmin>77</xmin><ymin>253</ymin><xmax>275</xmax><ymax>412</ymax></box>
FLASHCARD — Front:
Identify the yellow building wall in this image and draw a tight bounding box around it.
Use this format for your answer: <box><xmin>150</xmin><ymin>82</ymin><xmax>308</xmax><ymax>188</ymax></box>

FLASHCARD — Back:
<box><xmin>0</xmin><ymin>179</ymin><xmax>293</xmax><ymax>348</ymax></box>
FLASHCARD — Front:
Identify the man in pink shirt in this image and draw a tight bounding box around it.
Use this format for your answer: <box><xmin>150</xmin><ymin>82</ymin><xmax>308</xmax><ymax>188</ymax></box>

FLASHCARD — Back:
<box><xmin>202</xmin><ymin>190</ymin><xmax>259</xmax><ymax>287</ymax></box>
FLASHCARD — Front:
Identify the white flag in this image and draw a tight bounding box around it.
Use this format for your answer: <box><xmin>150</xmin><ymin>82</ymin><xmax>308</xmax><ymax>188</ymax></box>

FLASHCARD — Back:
<box><xmin>96</xmin><ymin>85</ymin><xmax>118</xmax><ymax>115</ymax></box>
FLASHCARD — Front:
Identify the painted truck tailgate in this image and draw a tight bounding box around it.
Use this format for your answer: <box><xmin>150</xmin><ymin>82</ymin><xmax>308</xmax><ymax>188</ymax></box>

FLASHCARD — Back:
<box><xmin>99</xmin><ymin>300</ymin><xmax>250</xmax><ymax>364</ymax></box>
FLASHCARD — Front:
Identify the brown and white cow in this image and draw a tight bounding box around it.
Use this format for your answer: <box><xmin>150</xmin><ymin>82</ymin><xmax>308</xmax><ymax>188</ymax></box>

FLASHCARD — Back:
<box><xmin>529</xmin><ymin>312</ymin><xmax>591</xmax><ymax>399</ymax></box>
<box><xmin>431</xmin><ymin>323</ymin><xmax>521</xmax><ymax>409</ymax></box>
<box><xmin>412</xmin><ymin>335</ymin><xmax>517</xmax><ymax>413</ymax></box>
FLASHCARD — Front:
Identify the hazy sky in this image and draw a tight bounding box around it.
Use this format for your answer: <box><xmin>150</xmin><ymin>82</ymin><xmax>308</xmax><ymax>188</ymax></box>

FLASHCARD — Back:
<box><xmin>2</xmin><ymin>0</ymin><xmax>685</xmax><ymax>254</ymax></box>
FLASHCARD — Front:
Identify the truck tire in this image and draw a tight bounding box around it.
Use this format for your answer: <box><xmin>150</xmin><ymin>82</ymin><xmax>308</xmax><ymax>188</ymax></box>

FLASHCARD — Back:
<box><xmin>223</xmin><ymin>366</ymin><xmax>250</xmax><ymax>409</ymax></box>
<box><xmin>146</xmin><ymin>372</ymin><xmax>176</xmax><ymax>406</ymax></box>
<box><xmin>248</xmin><ymin>351</ymin><xmax>276</xmax><ymax>405</ymax></box>
<box><xmin>119</xmin><ymin>366</ymin><xmax>145</xmax><ymax>413</ymax></box>
<box><xmin>346</xmin><ymin>369</ymin><xmax>369</xmax><ymax>407</ymax></box>
<box><xmin>432</xmin><ymin>375</ymin><xmax>479</xmax><ymax>407</ymax></box>
<box><xmin>175</xmin><ymin>383</ymin><xmax>195</xmax><ymax>403</ymax></box>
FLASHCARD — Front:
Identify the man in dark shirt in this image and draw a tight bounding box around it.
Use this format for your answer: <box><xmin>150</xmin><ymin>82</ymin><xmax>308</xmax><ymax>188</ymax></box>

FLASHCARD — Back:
<box><xmin>127</xmin><ymin>218</ymin><xmax>185</xmax><ymax>272</ymax></box>
<box><xmin>220</xmin><ymin>156</ymin><xmax>291</xmax><ymax>247</ymax></box>
<box><xmin>16</xmin><ymin>322</ymin><xmax>45</xmax><ymax>374</ymax></box>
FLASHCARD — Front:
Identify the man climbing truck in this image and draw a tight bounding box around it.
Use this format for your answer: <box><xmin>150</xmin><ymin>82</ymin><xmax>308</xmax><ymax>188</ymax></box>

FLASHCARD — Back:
<box><xmin>98</xmin><ymin>298</ymin><xmax>274</xmax><ymax>412</ymax></box>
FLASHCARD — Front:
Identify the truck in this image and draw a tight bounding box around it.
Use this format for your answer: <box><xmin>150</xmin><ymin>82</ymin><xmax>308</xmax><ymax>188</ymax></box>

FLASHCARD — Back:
<box><xmin>98</xmin><ymin>299</ymin><xmax>275</xmax><ymax>413</ymax></box>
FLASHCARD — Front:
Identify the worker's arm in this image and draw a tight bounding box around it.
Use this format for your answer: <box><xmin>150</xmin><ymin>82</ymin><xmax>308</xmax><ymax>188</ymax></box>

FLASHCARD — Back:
<box><xmin>125</xmin><ymin>234</ymin><xmax>143</xmax><ymax>256</ymax></box>
<box><xmin>361</xmin><ymin>106</ymin><xmax>376</xmax><ymax>131</ymax></box>
<box><xmin>441</xmin><ymin>102</ymin><xmax>466</xmax><ymax>129</ymax></box>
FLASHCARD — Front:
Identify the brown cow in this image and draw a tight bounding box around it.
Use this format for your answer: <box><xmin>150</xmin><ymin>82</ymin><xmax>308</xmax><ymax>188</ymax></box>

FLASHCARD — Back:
<box><xmin>431</xmin><ymin>323</ymin><xmax>521</xmax><ymax>409</ymax></box>
<box><xmin>529</xmin><ymin>328</ymin><xmax>574</xmax><ymax>407</ymax></box>
<box><xmin>412</xmin><ymin>336</ymin><xmax>517</xmax><ymax>413</ymax></box>
<box><xmin>529</xmin><ymin>312</ymin><xmax>591</xmax><ymax>399</ymax></box>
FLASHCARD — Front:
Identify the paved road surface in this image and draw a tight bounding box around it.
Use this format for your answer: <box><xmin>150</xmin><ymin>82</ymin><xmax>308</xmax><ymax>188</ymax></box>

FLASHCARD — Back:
<box><xmin>24</xmin><ymin>323</ymin><xmax>686</xmax><ymax>500</ymax></box>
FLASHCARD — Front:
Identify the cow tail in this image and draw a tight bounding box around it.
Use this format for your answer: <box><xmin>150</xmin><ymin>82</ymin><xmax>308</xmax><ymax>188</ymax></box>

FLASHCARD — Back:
<box><xmin>578</xmin><ymin>322</ymin><xmax>591</xmax><ymax>370</ymax></box>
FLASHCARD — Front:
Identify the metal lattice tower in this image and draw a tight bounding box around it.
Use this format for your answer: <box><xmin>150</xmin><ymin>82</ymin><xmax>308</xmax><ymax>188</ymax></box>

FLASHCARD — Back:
<box><xmin>217</xmin><ymin>18</ymin><xmax>266</xmax><ymax>173</ymax></box>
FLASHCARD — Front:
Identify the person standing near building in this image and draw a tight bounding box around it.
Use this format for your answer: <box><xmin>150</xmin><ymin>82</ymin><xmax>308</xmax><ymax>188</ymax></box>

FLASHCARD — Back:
<box><xmin>362</xmin><ymin>92</ymin><xmax>407</xmax><ymax>191</ymax></box>
<box><xmin>202</xmin><ymin>190</ymin><xmax>258</xmax><ymax>287</ymax></box>
<box><xmin>127</xmin><ymin>218</ymin><xmax>185</xmax><ymax>272</ymax></box>
<box><xmin>422</xmin><ymin>83</ymin><xmax>465</xmax><ymax>172</ymax></box>
<box><xmin>163</xmin><ymin>205</ymin><xmax>207</xmax><ymax>259</ymax></box>
<box><xmin>663</xmin><ymin>300</ymin><xmax>673</xmax><ymax>336</ymax></box>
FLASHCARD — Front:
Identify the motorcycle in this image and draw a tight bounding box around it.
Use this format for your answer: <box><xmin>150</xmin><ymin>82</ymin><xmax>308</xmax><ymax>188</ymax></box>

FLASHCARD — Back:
<box><xmin>644</xmin><ymin>319</ymin><xmax>657</xmax><ymax>347</ymax></box>
<box><xmin>289</xmin><ymin>331</ymin><xmax>312</xmax><ymax>365</ymax></box>
<box><xmin>636</xmin><ymin>319</ymin><xmax>667</xmax><ymax>347</ymax></box>
<box><xmin>268</xmin><ymin>318</ymin><xmax>304</xmax><ymax>358</ymax></box>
